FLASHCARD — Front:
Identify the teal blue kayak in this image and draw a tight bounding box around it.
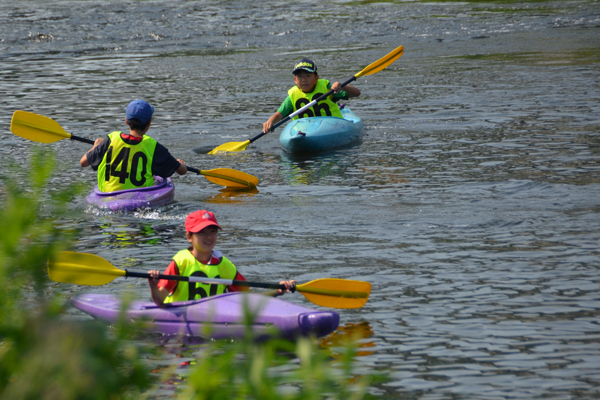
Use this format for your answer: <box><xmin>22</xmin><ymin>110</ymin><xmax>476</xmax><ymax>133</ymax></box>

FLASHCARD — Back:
<box><xmin>279</xmin><ymin>107</ymin><xmax>364</xmax><ymax>154</ymax></box>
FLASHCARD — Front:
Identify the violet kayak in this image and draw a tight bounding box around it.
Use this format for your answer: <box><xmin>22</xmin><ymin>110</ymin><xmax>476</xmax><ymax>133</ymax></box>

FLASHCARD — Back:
<box><xmin>86</xmin><ymin>176</ymin><xmax>174</xmax><ymax>211</ymax></box>
<box><xmin>279</xmin><ymin>106</ymin><xmax>364</xmax><ymax>154</ymax></box>
<box><xmin>71</xmin><ymin>292</ymin><xmax>340</xmax><ymax>340</ymax></box>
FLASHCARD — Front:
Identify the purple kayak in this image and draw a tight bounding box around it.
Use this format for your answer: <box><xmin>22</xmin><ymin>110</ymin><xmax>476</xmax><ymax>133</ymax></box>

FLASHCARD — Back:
<box><xmin>86</xmin><ymin>176</ymin><xmax>174</xmax><ymax>211</ymax></box>
<box><xmin>71</xmin><ymin>292</ymin><xmax>340</xmax><ymax>340</ymax></box>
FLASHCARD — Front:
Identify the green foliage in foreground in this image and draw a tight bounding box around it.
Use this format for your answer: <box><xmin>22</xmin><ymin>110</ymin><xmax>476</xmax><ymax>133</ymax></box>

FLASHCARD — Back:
<box><xmin>174</xmin><ymin>333</ymin><xmax>369</xmax><ymax>400</ymax></box>
<box><xmin>0</xmin><ymin>149</ymin><xmax>375</xmax><ymax>399</ymax></box>
<box><xmin>0</xmin><ymin>149</ymin><xmax>151</xmax><ymax>399</ymax></box>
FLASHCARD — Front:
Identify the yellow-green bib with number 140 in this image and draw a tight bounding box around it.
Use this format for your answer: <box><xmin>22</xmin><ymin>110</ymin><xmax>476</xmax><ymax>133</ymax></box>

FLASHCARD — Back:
<box><xmin>97</xmin><ymin>131</ymin><xmax>157</xmax><ymax>192</ymax></box>
<box><xmin>288</xmin><ymin>79</ymin><xmax>343</xmax><ymax>120</ymax></box>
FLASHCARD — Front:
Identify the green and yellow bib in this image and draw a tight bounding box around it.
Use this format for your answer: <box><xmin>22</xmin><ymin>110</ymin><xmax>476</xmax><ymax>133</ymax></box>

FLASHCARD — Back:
<box><xmin>288</xmin><ymin>79</ymin><xmax>343</xmax><ymax>120</ymax></box>
<box><xmin>97</xmin><ymin>131</ymin><xmax>157</xmax><ymax>192</ymax></box>
<box><xmin>164</xmin><ymin>249</ymin><xmax>238</xmax><ymax>303</ymax></box>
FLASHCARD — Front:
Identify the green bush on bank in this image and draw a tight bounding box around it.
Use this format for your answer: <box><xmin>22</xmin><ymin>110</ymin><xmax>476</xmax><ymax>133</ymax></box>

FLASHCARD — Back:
<box><xmin>0</xmin><ymin>149</ymin><xmax>152</xmax><ymax>399</ymax></box>
<box><xmin>0</xmin><ymin>149</ymin><xmax>374</xmax><ymax>399</ymax></box>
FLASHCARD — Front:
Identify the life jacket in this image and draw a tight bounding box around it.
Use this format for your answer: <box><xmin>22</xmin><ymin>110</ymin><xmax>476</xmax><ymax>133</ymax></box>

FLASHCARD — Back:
<box><xmin>97</xmin><ymin>131</ymin><xmax>157</xmax><ymax>192</ymax></box>
<box><xmin>288</xmin><ymin>79</ymin><xmax>344</xmax><ymax>120</ymax></box>
<box><xmin>164</xmin><ymin>249</ymin><xmax>238</xmax><ymax>303</ymax></box>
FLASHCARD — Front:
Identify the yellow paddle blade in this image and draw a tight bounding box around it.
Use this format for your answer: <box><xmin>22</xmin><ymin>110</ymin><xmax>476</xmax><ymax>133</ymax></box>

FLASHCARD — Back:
<box><xmin>48</xmin><ymin>251</ymin><xmax>125</xmax><ymax>286</ymax></box>
<box><xmin>355</xmin><ymin>45</ymin><xmax>404</xmax><ymax>78</ymax></box>
<box><xmin>296</xmin><ymin>278</ymin><xmax>371</xmax><ymax>309</ymax></box>
<box><xmin>207</xmin><ymin>140</ymin><xmax>251</xmax><ymax>155</ymax></box>
<box><xmin>11</xmin><ymin>110</ymin><xmax>72</xmax><ymax>143</ymax></box>
<box><xmin>200</xmin><ymin>168</ymin><xmax>258</xmax><ymax>188</ymax></box>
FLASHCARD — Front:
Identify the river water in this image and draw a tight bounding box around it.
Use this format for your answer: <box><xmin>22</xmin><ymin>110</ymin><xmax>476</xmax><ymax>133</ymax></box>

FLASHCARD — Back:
<box><xmin>1</xmin><ymin>0</ymin><xmax>600</xmax><ymax>398</ymax></box>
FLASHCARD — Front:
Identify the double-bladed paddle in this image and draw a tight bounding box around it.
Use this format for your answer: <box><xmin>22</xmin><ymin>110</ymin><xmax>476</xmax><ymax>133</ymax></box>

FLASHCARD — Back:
<box><xmin>49</xmin><ymin>251</ymin><xmax>371</xmax><ymax>309</ymax></box>
<box><xmin>10</xmin><ymin>110</ymin><xmax>258</xmax><ymax>188</ymax></box>
<box><xmin>207</xmin><ymin>45</ymin><xmax>404</xmax><ymax>155</ymax></box>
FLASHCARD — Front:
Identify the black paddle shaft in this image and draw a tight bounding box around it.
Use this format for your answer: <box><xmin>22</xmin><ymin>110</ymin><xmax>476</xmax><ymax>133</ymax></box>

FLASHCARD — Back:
<box><xmin>248</xmin><ymin>76</ymin><xmax>358</xmax><ymax>143</ymax></box>
<box><xmin>71</xmin><ymin>135</ymin><xmax>95</xmax><ymax>145</ymax></box>
<box><xmin>125</xmin><ymin>270</ymin><xmax>291</xmax><ymax>291</ymax></box>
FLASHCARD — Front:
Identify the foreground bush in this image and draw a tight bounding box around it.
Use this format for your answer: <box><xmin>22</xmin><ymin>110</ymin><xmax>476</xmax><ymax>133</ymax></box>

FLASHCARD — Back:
<box><xmin>182</xmin><ymin>336</ymin><xmax>369</xmax><ymax>400</ymax></box>
<box><xmin>0</xmin><ymin>149</ymin><xmax>151</xmax><ymax>399</ymax></box>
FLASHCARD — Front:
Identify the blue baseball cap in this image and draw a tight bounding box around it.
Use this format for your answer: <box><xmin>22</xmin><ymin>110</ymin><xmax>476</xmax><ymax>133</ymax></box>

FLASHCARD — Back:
<box><xmin>126</xmin><ymin>99</ymin><xmax>154</xmax><ymax>124</ymax></box>
<box><xmin>293</xmin><ymin>58</ymin><xmax>317</xmax><ymax>74</ymax></box>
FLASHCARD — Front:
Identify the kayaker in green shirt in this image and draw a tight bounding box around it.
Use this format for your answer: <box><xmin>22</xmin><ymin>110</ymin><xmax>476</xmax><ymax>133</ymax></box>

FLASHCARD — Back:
<box><xmin>80</xmin><ymin>99</ymin><xmax>188</xmax><ymax>192</ymax></box>
<box><xmin>262</xmin><ymin>58</ymin><xmax>361</xmax><ymax>134</ymax></box>
<box><xmin>148</xmin><ymin>210</ymin><xmax>296</xmax><ymax>307</ymax></box>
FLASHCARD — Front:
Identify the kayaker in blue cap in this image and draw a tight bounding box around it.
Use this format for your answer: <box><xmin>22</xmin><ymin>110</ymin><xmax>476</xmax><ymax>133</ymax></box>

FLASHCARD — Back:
<box><xmin>262</xmin><ymin>58</ymin><xmax>361</xmax><ymax>134</ymax></box>
<box><xmin>148</xmin><ymin>210</ymin><xmax>296</xmax><ymax>307</ymax></box>
<box><xmin>80</xmin><ymin>99</ymin><xmax>188</xmax><ymax>192</ymax></box>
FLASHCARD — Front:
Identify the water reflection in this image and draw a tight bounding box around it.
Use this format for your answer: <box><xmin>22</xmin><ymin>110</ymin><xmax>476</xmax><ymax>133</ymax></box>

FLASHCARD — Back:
<box><xmin>320</xmin><ymin>321</ymin><xmax>375</xmax><ymax>357</ymax></box>
<box><xmin>204</xmin><ymin>187</ymin><xmax>259</xmax><ymax>204</ymax></box>
<box><xmin>82</xmin><ymin>220</ymin><xmax>178</xmax><ymax>249</ymax></box>
<box><xmin>279</xmin><ymin>154</ymin><xmax>354</xmax><ymax>186</ymax></box>
<box><xmin>279</xmin><ymin>151</ymin><xmax>409</xmax><ymax>189</ymax></box>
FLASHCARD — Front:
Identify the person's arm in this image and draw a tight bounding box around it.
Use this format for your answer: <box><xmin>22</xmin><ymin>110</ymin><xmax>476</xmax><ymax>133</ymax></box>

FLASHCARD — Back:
<box><xmin>263</xmin><ymin>96</ymin><xmax>293</xmax><ymax>134</ymax></box>
<box><xmin>152</xmin><ymin>144</ymin><xmax>187</xmax><ymax>177</ymax></box>
<box><xmin>148</xmin><ymin>270</ymin><xmax>170</xmax><ymax>306</ymax></box>
<box><xmin>262</xmin><ymin>112</ymin><xmax>283</xmax><ymax>134</ymax></box>
<box><xmin>80</xmin><ymin>138</ymin><xmax>105</xmax><ymax>167</ymax></box>
<box><xmin>147</xmin><ymin>261</ymin><xmax>179</xmax><ymax>307</ymax></box>
<box><xmin>344</xmin><ymin>84</ymin><xmax>360</xmax><ymax>98</ymax></box>
<box><xmin>175</xmin><ymin>159</ymin><xmax>187</xmax><ymax>175</ymax></box>
<box><xmin>331</xmin><ymin>81</ymin><xmax>361</xmax><ymax>98</ymax></box>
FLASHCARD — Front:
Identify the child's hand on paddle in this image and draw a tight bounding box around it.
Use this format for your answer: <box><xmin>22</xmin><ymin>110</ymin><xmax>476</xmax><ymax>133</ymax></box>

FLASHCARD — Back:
<box><xmin>275</xmin><ymin>280</ymin><xmax>296</xmax><ymax>297</ymax></box>
<box><xmin>148</xmin><ymin>270</ymin><xmax>160</xmax><ymax>286</ymax></box>
<box><xmin>331</xmin><ymin>81</ymin><xmax>342</xmax><ymax>93</ymax></box>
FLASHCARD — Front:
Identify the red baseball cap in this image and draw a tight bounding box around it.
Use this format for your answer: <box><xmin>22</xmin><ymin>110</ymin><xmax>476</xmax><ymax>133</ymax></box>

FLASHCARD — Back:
<box><xmin>185</xmin><ymin>210</ymin><xmax>222</xmax><ymax>233</ymax></box>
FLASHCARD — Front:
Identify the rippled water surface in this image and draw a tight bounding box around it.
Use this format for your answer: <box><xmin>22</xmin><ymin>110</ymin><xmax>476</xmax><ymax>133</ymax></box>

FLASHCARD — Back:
<box><xmin>1</xmin><ymin>0</ymin><xmax>599</xmax><ymax>398</ymax></box>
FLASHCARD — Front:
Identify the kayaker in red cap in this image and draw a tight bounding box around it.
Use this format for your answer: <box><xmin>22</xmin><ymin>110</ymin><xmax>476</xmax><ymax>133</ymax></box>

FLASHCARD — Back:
<box><xmin>262</xmin><ymin>58</ymin><xmax>361</xmax><ymax>134</ymax></box>
<box><xmin>148</xmin><ymin>210</ymin><xmax>295</xmax><ymax>306</ymax></box>
<box><xmin>80</xmin><ymin>99</ymin><xmax>189</xmax><ymax>193</ymax></box>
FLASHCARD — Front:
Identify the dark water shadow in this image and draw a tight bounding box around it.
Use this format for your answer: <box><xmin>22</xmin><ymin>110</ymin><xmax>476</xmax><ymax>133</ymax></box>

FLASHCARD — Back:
<box><xmin>192</xmin><ymin>145</ymin><xmax>216</xmax><ymax>154</ymax></box>
<box><xmin>279</xmin><ymin>138</ymin><xmax>363</xmax><ymax>160</ymax></box>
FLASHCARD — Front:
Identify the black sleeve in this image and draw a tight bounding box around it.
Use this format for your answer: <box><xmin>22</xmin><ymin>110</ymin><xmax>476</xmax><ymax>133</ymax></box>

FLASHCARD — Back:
<box><xmin>151</xmin><ymin>143</ymin><xmax>181</xmax><ymax>178</ymax></box>
<box><xmin>86</xmin><ymin>137</ymin><xmax>111</xmax><ymax>171</ymax></box>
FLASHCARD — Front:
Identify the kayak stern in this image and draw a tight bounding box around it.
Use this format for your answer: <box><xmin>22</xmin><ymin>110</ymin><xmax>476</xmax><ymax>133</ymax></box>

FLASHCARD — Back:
<box><xmin>86</xmin><ymin>176</ymin><xmax>175</xmax><ymax>211</ymax></box>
